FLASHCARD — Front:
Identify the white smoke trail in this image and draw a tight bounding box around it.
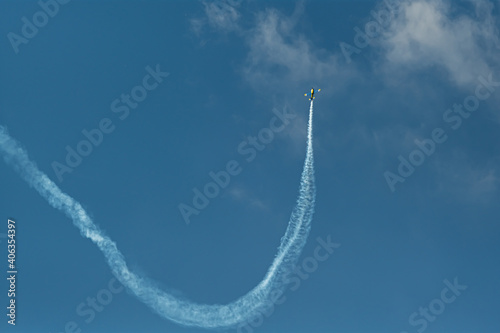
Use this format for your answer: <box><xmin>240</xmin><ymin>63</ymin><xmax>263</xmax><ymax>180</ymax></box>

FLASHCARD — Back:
<box><xmin>0</xmin><ymin>101</ymin><xmax>315</xmax><ymax>329</ymax></box>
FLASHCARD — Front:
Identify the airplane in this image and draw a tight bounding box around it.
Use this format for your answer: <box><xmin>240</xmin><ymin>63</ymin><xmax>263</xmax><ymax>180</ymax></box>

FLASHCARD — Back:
<box><xmin>305</xmin><ymin>87</ymin><xmax>320</xmax><ymax>100</ymax></box>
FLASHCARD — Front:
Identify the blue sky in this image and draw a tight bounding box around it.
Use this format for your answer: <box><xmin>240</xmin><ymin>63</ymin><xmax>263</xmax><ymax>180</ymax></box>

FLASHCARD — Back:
<box><xmin>1</xmin><ymin>0</ymin><xmax>500</xmax><ymax>332</ymax></box>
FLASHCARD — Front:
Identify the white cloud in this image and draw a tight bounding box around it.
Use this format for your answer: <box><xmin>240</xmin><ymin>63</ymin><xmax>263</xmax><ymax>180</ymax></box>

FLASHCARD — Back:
<box><xmin>190</xmin><ymin>0</ymin><xmax>242</xmax><ymax>36</ymax></box>
<box><xmin>379</xmin><ymin>0</ymin><xmax>500</xmax><ymax>86</ymax></box>
<box><xmin>242</xmin><ymin>4</ymin><xmax>345</xmax><ymax>91</ymax></box>
<box><xmin>191</xmin><ymin>1</ymin><xmax>355</xmax><ymax>96</ymax></box>
<box><xmin>204</xmin><ymin>0</ymin><xmax>241</xmax><ymax>32</ymax></box>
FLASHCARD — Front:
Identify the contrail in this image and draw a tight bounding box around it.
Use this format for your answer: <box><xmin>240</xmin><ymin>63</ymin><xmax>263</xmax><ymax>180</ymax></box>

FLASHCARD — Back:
<box><xmin>0</xmin><ymin>100</ymin><xmax>315</xmax><ymax>329</ymax></box>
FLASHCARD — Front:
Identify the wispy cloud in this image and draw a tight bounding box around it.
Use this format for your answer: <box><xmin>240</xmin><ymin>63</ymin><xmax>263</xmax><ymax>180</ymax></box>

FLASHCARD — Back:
<box><xmin>242</xmin><ymin>4</ymin><xmax>343</xmax><ymax>91</ymax></box>
<box><xmin>204</xmin><ymin>0</ymin><xmax>241</xmax><ymax>32</ymax></box>
<box><xmin>191</xmin><ymin>1</ymin><xmax>356</xmax><ymax>96</ymax></box>
<box><xmin>228</xmin><ymin>186</ymin><xmax>269</xmax><ymax>211</ymax></box>
<box><xmin>378</xmin><ymin>0</ymin><xmax>500</xmax><ymax>86</ymax></box>
<box><xmin>190</xmin><ymin>0</ymin><xmax>242</xmax><ymax>36</ymax></box>
<box><xmin>364</xmin><ymin>0</ymin><xmax>500</xmax><ymax>161</ymax></box>
<box><xmin>434</xmin><ymin>155</ymin><xmax>500</xmax><ymax>203</ymax></box>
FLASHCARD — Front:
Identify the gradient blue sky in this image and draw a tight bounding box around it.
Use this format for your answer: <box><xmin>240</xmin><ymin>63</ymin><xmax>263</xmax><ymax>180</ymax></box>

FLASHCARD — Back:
<box><xmin>1</xmin><ymin>0</ymin><xmax>500</xmax><ymax>332</ymax></box>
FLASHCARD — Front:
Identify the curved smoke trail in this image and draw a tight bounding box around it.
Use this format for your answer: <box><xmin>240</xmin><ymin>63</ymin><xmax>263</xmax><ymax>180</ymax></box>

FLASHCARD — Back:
<box><xmin>0</xmin><ymin>101</ymin><xmax>315</xmax><ymax>329</ymax></box>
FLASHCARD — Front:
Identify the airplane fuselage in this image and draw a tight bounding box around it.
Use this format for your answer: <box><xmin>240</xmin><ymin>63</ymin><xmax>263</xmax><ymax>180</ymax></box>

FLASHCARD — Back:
<box><xmin>305</xmin><ymin>87</ymin><xmax>320</xmax><ymax>100</ymax></box>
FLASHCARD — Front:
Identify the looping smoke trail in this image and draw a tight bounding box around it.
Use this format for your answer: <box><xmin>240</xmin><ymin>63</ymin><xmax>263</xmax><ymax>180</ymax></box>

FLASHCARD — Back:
<box><xmin>0</xmin><ymin>101</ymin><xmax>315</xmax><ymax>329</ymax></box>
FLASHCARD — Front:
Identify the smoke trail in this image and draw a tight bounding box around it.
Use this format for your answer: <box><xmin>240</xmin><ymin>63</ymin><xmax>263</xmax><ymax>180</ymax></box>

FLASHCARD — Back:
<box><xmin>0</xmin><ymin>101</ymin><xmax>315</xmax><ymax>329</ymax></box>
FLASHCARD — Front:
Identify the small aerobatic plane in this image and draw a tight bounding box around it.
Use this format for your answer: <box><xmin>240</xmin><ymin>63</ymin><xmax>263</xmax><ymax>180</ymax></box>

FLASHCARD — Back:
<box><xmin>305</xmin><ymin>87</ymin><xmax>320</xmax><ymax>100</ymax></box>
